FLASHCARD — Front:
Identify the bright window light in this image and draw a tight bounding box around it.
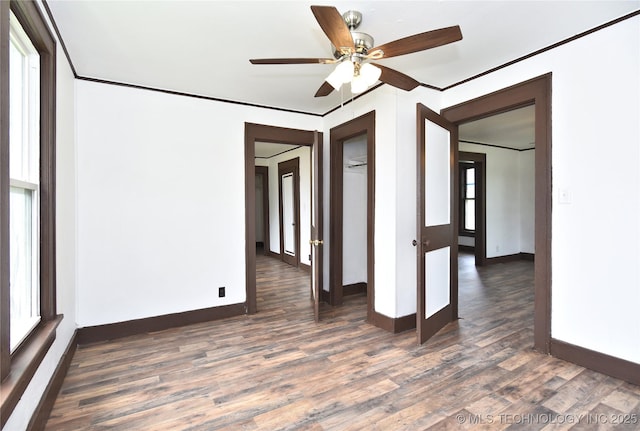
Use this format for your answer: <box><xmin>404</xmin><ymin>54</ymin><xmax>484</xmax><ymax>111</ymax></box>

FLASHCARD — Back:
<box><xmin>9</xmin><ymin>11</ymin><xmax>41</xmax><ymax>352</ymax></box>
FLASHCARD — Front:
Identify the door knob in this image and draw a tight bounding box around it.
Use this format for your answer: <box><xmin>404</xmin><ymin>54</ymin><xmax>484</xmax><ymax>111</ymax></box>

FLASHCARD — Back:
<box><xmin>412</xmin><ymin>239</ymin><xmax>418</xmax><ymax>246</ymax></box>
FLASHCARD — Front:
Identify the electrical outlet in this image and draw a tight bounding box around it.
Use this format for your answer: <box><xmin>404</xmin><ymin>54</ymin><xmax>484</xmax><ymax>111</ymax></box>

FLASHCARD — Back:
<box><xmin>559</xmin><ymin>188</ymin><xmax>572</xmax><ymax>204</ymax></box>
<box><xmin>218</xmin><ymin>287</ymin><xmax>225</xmax><ymax>298</ymax></box>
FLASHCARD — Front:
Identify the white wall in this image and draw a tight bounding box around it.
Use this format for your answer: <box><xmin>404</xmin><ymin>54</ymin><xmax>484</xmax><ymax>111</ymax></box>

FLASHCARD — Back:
<box><xmin>342</xmin><ymin>135</ymin><xmax>368</xmax><ymax>285</ymax></box>
<box><xmin>322</xmin><ymin>86</ymin><xmax>400</xmax><ymax>316</ymax></box>
<box><xmin>4</xmin><ymin>2</ymin><xmax>78</xmax><ymax>428</ymax></box>
<box><xmin>519</xmin><ymin>149</ymin><xmax>535</xmax><ymax>254</ymax></box>
<box><xmin>459</xmin><ymin>236</ymin><xmax>475</xmax><ymax>247</ymax></box>
<box><xmin>394</xmin><ymin>87</ymin><xmax>443</xmax><ymax>318</ymax></box>
<box><xmin>75</xmin><ymin>80</ymin><xmax>320</xmax><ymax>327</ymax></box>
<box><xmin>459</xmin><ymin>142</ymin><xmax>534</xmax><ymax>257</ymax></box>
<box><xmin>442</xmin><ymin>16</ymin><xmax>640</xmax><ymax>364</ymax></box>
<box><xmin>255</xmin><ymin>173</ymin><xmax>264</xmax><ymax>243</ymax></box>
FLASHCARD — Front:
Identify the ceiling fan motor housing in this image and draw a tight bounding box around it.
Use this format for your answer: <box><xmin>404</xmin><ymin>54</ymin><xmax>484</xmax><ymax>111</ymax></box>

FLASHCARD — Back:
<box><xmin>333</xmin><ymin>31</ymin><xmax>374</xmax><ymax>58</ymax></box>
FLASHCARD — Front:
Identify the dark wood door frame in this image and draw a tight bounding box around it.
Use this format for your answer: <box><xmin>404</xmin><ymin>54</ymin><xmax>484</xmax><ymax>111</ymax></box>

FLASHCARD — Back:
<box><xmin>329</xmin><ymin>111</ymin><xmax>375</xmax><ymax>324</ymax></box>
<box><xmin>245</xmin><ymin>123</ymin><xmax>322</xmax><ymax>314</ymax></box>
<box><xmin>441</xmin><ymin>73</ymin><xmax>552</xmax><ymax>353</ymax></box>
<box><xmin>458</xmin><ymin>151</ymin><xmax>486</xmax><ymax>266</ymax></box>
<box><xmin>278</xmin><ymin>158</ymin><xmax>300</xmax><ymax>267</ymax></box>
<box><xmin>255</xmin><ymin>166</ymin><xmax>270</xmax><ymax>255</ymax></box>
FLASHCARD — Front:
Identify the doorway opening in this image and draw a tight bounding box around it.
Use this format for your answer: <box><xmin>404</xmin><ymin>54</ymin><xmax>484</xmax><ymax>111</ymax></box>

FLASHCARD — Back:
<box><xmin>458</xmin><ymin>105</ymin><xmax>534</xmax><ymax>267</ymax></box>
<box><xmin>442</xmin><ymin>74</ymin><xmax>551</xmax><ymax>353</ymax></box>
<box><xmin>244</xmin><ymin>123</ymin><xmax>322</xmax><ymax>316</ymax></box>
<box><xmin>341</xmin><ymin>136</ymin><xmax>368</xmax><ymax>297</ymax></box>
<box><xmin>329</xmin><ymin>111</ymin><xmax>376</xmax><ymax>324</ymax></box>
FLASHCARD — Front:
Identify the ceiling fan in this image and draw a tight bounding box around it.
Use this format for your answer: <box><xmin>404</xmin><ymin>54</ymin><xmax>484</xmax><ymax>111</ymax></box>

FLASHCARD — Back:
<box><xmin>250</xmin><ymin>5</ymin><xmax>462</xmax><ymax>97</ymax></box>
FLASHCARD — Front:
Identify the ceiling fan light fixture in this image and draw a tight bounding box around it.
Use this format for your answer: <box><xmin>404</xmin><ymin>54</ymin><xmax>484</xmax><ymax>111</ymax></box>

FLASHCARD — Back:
<box><xmin>350</xmin><ymin>62</ymin><xmax>380</xmax><ymax>94</ymax></box>
<box><xmin>326</xmin><ymin>60</ymin><xmax>354</xmax><ymax>90</ymax></box>
<box><xmin>350</xmin><ymin>75</ymin><xmax>368</xmax><ymax>94</ymax></box>
<box><xmin>360</xmin><ymin>63</ymin><xmax>381</xmax><ymax>86</ymax></box>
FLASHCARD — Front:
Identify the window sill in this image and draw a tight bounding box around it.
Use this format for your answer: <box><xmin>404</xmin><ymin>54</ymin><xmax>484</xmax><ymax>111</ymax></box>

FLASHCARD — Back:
<box><xmin>0</xmin><ymin>315</ymin><xmax>62</xmax><ymax>428</ymax></box>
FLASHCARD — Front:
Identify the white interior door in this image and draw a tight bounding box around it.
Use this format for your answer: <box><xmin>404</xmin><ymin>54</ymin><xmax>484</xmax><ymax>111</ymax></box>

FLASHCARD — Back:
<box><xmin>416</xmin><ymin>104</ymin><xmax>458</xmax><ymax>344</ymax></box>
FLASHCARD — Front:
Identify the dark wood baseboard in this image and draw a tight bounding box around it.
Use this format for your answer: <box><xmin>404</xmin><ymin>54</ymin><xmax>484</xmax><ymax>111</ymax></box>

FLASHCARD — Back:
<box><xmin>27</xmin><ymin>330</ymin><xmax>78</xmax><ymax>431</ymax></box>
<box><xmin>550</xmin><ymin>339</ymin><xmax>640</xmax><ymax>386</ymax></box>
<box><xmin>266</xmin><ymin>250</ymin><xmax>280</xmax><ymax>259</ymax></box>
<box><xmin>77</xmin><ymin>303</ymin><xmax>246</xmax><ymax>345</ymax></box>
<box><xmin>371</xmin><ymin>311</ymin><xmax>417</xmax><ymax>333</ymax></box>
<box><xmin>321</xmin><ymin>289</ymin><xmax>330</xmax><ymax>304</ymax></box>
<box><xmin>486</xmin><ymin>252</ymin><xmax>535</xmax><ymax>265</ymax></box>
<box><xmin>343</xmin><ymin>282</ymin><xmax>367</xmax><ymax>296</ymax></box>
<box><xmin>458</xmin><ymin>245</ymin><xmax>475</xmax><ymax>253</ymax></box>
<box><xmin>395</xmin><ymin>313</ymin><xmax>417</xmax><ymax>333</ymax></box>
<box><xmin>299</xmin><ymin>262</ymin><xmax>311</xmax><ymax>273</ymax></box>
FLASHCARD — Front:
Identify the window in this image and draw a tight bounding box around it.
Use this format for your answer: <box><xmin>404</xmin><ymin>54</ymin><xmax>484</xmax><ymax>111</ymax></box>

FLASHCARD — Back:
<box><xmin>9</xmin><ymin>10</ymin><xmax>41</xmax><ymax>353</ymax></box>
<box><xmin>460</xmin><ymin>163</ymin><xmax>475</xmax><ymax>234</ymax></box>
<box><xmin>1</xmin><ymin>0</ymin><xmax>58</xmax><ymax>425</ymax></box>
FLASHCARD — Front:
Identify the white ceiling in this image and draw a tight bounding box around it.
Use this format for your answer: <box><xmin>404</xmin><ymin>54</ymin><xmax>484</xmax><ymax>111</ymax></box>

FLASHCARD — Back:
<box><xmin>459</xmin><ymin>105</ymin><xmax>535</xmax><ymax>151</ymax></box>
<box><xmin>255</xmin><ymin>141</ymin><xmax>302</xmax><ymax>159</ymax></box>
<box><xmin>46</xmin><ymin>1</ymin><xmax>639</xmax><ymax>115</ymax></box>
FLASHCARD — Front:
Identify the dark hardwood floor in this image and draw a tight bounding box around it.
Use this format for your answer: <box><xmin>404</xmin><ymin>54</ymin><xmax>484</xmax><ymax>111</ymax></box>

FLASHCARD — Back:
<box><xmin>44</xmin><ymin>252</ymin><xmax>640</xmax><ymax>430</ymax></box>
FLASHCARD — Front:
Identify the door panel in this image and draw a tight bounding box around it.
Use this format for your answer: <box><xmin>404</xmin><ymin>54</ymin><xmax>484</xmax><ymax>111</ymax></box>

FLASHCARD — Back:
<box><xmin>424</xmin><ymin>121</ymin><xmax>451</xmax><ymax>226</ymax></box>
<box><xmin>425</xmin><ymin>246</ymin><xmax>451</xmax><ymax>318</ymax></box>
<box><xmin>417</xmin><ymin>104</ymin><xmax>458</xmax><ymax>344</ymax></box>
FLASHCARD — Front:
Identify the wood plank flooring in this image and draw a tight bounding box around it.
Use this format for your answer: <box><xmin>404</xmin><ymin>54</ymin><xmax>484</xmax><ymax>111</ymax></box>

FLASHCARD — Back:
<box><xmin>45</xmin><ymin>253</ymin><xmax>640</xmax><ymax>430</ymax></box>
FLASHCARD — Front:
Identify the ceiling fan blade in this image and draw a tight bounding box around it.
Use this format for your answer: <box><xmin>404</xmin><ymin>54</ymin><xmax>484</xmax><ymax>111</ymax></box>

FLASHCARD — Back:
<box><xmin>376</xmin><ymin>65</ymin><xmax>420</xmax><ymax>91</ymax></box>
<box><xmin>250</xmin><ymin>58</ymin><xmax>336</xmax><ymax>65</ymax></box>
<box><xmin>311</xmin><ymin>5</ymin><xmax>354</xmax><ymax>54</ymax></box>
<box><xmin>370</xmin><ymin>25</ymin><xmax>462</xmax><ymax>59</ymax></box>
<box><xmin>314</xmin><ymin>81</ymin><xmax>334</xmax><ymax>97</ymax></box>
